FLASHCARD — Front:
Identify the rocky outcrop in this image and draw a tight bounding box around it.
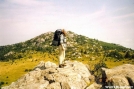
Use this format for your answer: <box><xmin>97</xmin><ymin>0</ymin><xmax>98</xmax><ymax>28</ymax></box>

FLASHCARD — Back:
<box><xmin>2</xmin><ymin>61</ymin><xmax>134</xmax><ymax>89</ymax></box>
<box><xmin>101</xmin><ymin>64</ymin><xmax>134</xmax><ymax>89</ymax></box>
<box><xmin>2</xmin><ymin>61</ymin><xmax>100</xmax><ymax>89</ymax></box>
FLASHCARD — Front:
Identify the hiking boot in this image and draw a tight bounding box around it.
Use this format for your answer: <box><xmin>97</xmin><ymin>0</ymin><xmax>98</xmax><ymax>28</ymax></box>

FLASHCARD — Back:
<box><xmin>59</xmin><ymin>64</ymin><xmax>66</xmax><ymax>68</ymax></box>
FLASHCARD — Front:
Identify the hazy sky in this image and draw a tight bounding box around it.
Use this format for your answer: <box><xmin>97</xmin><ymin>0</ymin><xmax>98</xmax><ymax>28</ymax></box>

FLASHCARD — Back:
<box><xmin>0</xmin><ymin>0</ymin><xmax>134</xmax><ymax>49</ymax></box>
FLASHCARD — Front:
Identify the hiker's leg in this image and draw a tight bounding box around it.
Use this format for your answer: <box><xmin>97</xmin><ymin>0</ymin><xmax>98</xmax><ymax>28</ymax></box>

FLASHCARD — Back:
<box><xmin>62</xmin><ymin>49</ymin><xmax>65</xmax><ymax>63</ymax></box>
<box><xmin>59</xmin><ymin>45</ymin><xmax>64</xmax><ymax>64</ymax></box>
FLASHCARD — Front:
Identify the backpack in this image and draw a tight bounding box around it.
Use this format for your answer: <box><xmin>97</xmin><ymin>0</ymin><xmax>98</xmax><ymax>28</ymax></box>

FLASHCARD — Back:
<box><xmin>52</xmin><ymin>29</ymin><xmax>62</xmax><ymax>46</ymax></box>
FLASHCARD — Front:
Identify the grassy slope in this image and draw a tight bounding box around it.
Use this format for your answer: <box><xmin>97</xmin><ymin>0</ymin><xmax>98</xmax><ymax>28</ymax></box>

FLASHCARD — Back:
<box><xmin>78</xmin><ymin>56</ymin><xmax>134</xmax><ymax>68</ymax></box>
<box><xmin>0</xmin><ymin>52</ymin><xmax>58</xmax><ymax>87</ymax></box>
<box><xmin>0</xmin><ymin>59</ymin><xmax>38</xmax><ymax>86</ymax></box>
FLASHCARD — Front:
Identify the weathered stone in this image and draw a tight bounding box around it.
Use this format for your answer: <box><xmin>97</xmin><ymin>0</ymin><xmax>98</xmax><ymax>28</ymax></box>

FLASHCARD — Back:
<box><xmin>2</xmin><ymin>61</ymin><xmax>134</xmax><ymax>89</ymax></box>
<box><xmin>101</xmin><ymin>64</ymin><xmax>134</xmax><ymax>89</ymax></box>
<box><xmin>34</xmin><ymin>61</ymin><xmax>45</xmax><ymax>70</ymax></box>
<box><xmin>45</xmin><ymin>61</ymin><xmax>58</xmax><ymax>68</ymax></box>
<box><xmin>86</xmin><ymin>83</ymin><xmax>102</xmax><ymax>89</ymax></box>
<box><xmin>2</xmin><ymin>61</ymin><xmax>92</xmax><ymax>89</ymax></box>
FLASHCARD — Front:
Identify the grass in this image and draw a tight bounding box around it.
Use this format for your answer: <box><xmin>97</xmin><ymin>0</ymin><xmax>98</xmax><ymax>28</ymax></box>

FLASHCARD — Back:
<box><xmin>0</xmin><ymin>52</ymin><xmax>58</xmax><ymax>87</ymax></box>
<box><xmin>75</xmin><ymin>57</ymin><xmax>134</xmax><ymax>69</ymax></box>
<box><xmin>0</xmin><ymin>59</ymin><xmax>38</xmax><ymax>87</ymax></box>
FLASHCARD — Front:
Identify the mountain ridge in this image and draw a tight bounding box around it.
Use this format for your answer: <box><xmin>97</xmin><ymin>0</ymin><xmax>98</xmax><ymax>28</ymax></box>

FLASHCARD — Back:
<box><xmin>0</xmin><ymin>30</ymin><xmax>134</xmax><ymax>62</ymax></box>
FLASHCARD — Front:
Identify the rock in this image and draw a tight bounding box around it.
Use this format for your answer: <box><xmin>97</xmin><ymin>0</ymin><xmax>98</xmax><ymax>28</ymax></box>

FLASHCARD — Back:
<box><xmin>34</xmin><ymin>61</ymin><xmax>58</xmax><ymax>70</ymax></box>
<box><xmin>46</xmin><ymin>82</ymin><xmax>61</xmax><ymax>89</ymax></box>
<box><xmin>2</xmin><ymin>61</ymin><xmax>94</xmax><ymax>89</ymax></box>
<box><xmin>4</xmin><ymin>61</ymin><xmax>134</xmax><ymax>89</ymax></box>
<box><xmin>86</xmin><ymin>83</ymin><xmax>102</xmax><ymax>89</ymax></box>
<box><xmin>101</xmin><ymin>64</ymin><xmax>134</xmax><ymax>88</ymax></box>
<box><xmin>34</xmin><ymin>61</ymin><xmax>45</xmax><ymax>70</ymax></box>
<box><xmin>45</xmin><ymin>61</ymin><xmax>57</xmax><ymax>68</ymax></box>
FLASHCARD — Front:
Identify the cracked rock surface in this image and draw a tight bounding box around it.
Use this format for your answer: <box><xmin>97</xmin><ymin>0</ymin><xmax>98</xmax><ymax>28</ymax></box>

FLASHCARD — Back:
<box><xmin>2</xmin><ymin>61</ymin><xmax>96</xmax><ymax>89</ymax></box>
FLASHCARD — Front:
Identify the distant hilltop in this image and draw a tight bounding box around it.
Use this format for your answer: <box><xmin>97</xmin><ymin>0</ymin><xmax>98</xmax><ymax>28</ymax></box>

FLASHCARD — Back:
<box><xmin>0</xmin><ymin>31</ymin><xmax>134</xmax><ymax>62</ymax></box>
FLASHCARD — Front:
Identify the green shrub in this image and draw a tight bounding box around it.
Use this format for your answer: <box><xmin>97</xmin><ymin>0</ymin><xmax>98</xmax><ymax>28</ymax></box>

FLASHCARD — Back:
<box><xmin>90</xmin><ymin>56</ymin><xmax>108</xmax><ymax>83</ymax></box>
<box><xmin>0</xmin><ymin>81</ymin><xmax>5</xmax><ymax>88</ymax></box>
<box><xmin>107</xmin><ymin>50</ymin><xmax>123</xmax><ymax>59</ymax></box>
<box><xmin>24</xmin><ymin>69</ymin><xmax>32</xmax><ymax>72</ymax></box>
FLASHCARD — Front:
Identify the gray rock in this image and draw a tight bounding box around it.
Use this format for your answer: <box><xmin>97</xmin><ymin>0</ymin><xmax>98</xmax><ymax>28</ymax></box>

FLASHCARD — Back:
<box><xmin>4</xmin><ymin>61</ymin><xmax>134</xmax><ymax>89</ymax></box>
<box><xmin>101</xmin><ymin>64</ymin><xmax>134</xmax><ymax>89</ymax></box>
<box><xmin>2</xmin><ymin>61</ymin><xmax>93</xmax><ymax>89</ymax></box>
<box><xmin>86</xmin><ymin>83</ymin><xmax>102</xmax><ymax>89</ymax></box>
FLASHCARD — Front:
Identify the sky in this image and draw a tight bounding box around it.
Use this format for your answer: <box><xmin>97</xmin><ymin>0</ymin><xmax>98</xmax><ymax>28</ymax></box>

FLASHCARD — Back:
<box><xmin>0</xmin><ymin>0</ymin><xmax>134</xmax><ymax>49</ymax></box>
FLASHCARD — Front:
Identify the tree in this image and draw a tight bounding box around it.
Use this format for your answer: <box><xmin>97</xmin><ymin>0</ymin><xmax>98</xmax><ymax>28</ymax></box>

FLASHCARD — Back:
<box><xmin>124</xmin><ymin>51</ymin><xmax>131</xmax><ymax>58</ymax></box>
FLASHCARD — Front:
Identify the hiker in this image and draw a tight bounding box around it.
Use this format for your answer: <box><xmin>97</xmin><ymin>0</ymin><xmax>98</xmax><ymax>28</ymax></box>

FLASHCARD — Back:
<box><xmin>52</xmin><ymin>29</ymin><xmax>67</xmax><ymax>67</ymax></box>
<box><xmin>59</xmin><ymin>29</ymin><xmax>66</xmax><ymax>67</ymax></box>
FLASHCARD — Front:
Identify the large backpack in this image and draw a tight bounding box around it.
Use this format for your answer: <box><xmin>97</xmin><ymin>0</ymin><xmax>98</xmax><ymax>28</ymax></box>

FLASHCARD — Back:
<box><xmin>52</xmin><ymin>29</ymin><xmax>62</xmax><ymax>46</ymax></box>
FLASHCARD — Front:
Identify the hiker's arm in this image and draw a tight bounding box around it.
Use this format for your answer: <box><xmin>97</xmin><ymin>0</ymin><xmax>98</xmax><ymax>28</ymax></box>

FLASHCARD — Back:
<box><xmin>60</xmin><ymin>34</ymin><xmax>64</xmax><ymax>43</ymax></box>
<box><xmin>60</xmin><ymin>34</ymin><xmax>65</xmax><ymax>50</ymax></box>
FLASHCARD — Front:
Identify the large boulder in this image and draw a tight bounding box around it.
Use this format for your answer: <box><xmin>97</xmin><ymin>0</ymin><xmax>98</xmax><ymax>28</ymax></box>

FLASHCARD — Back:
<box><xmin>101</xmin><ymin>64</ymin><xmax>134</xmax><ymax>89</ymax></box>
<box><xmin>2</xmin><ymin>61</ymin><xmax>97</xmax><ymax>89</ymax></box>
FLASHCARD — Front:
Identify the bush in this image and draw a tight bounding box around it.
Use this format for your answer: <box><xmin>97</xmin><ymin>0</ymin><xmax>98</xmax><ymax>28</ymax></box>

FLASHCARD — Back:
<box><xmin>124</xmin><ymin>51</ymin><xmax>131</xmax><ymax>58</ymax></box>
<box><xmin>93</xmin><ymin>62</ymin><xmax>107</xmax><ymax>74</ymax></box>
<box><xmin>107</xmin><ymin>50</ymin><xmax>123</xmax><ymax>59</ymax></box>
<box><xmin>24</xmin><ymin>69</ymin><xmax>32</xmax><ymax>72</ymax></box>
<box><xmin>90</xmin><ymin>58</ymin><xmax>107</xmax><ymax>83</ymax></box>
<box><xmin>0</xmin><ymin>81</ymin><xmax>5</xmax><ymax>88</ymax></box>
